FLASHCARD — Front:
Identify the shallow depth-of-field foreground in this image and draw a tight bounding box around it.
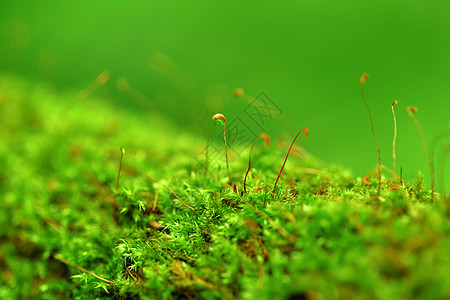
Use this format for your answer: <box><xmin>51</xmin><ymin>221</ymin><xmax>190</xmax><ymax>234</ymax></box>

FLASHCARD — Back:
<box><xmin>0</xmin><ymin>76</ymin><xmax>449</xmax><ymax>299</ymax></box>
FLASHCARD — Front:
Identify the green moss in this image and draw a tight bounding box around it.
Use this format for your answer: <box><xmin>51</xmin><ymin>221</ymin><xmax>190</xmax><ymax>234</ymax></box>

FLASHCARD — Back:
<box><xmin>0</xmin><ymin>75</ymin><xmax>448</xmax><ymax>299</ymax></box>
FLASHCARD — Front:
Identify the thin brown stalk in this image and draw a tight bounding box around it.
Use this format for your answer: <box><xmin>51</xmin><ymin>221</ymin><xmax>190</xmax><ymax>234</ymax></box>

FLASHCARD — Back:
<box><xmin>274</xmin><ymin>128</ymin><xmax>309</xmax><ymax>190</ymax></box>
<box><xmin>244</xmin><ymin>133</ymin><xmax>270</xmax><ymax>193</ymax></box>
<box><xmin>407</xmin><ymin>107</ymin><xmax>434</xmax><ymax>201</ymax></box>
<box><xmin>125</xmin><ymin>257</ymin><xmax>138</xmax><ymax>286</ymax></box>
<box><xmin>223</xmin><ymin>121</ymin><xmax>233</xmax><ymax>188</ymax></box>
<box><xmin>212</xmin><ymin>113</ymin><xmax>233</xmax><ymax>189</ymax></box>
<box><xmin>146</xmin><ymin>175</ymin><xmax>195</xmax><ymax>210</ymax></box>
<box><xmin>360</xmin><ymin>73</ymin><xmax>381</xmax><ymax>196</ymax></box>
<box><xmin>152</xmin><ymin>189</ymin><xmax>159</xmax><ymax>212</ymax></box>
<box><xmin>244</xmin><ymin>140</ymin><xmax>258</xmax><ymax>193</ymax></box>
<box><xmin>54</xmin><ymin>255</ymin><xmax>113</xmax><ymax>284</ymax></box>
<box><xmin>77</xmin><ymin>71</ymin><xmax>110</xmax><ymax>102</ymax></box>
<box><xmin>391</xmin><ymin>101</ymin><xmax>399</xmax><ymax>185</ymax></box>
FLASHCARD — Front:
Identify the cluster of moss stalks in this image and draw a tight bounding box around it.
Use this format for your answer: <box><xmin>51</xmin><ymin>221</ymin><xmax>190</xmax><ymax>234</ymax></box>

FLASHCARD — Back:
<box><xmin>0</xmin><ymin>75</ymin><xmax>449</xmax><ymax>299</ymax></box>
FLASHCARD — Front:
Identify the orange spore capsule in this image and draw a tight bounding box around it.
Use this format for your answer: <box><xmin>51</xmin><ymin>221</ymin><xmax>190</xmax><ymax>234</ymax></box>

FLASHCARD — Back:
<box><xmin>302</xmin><ymin>127</ymin><xmax>309</xmax><ymax>137</ymax></box>
<box><xmin>360</xmin><ymin>73</ymin><xmax>369</xmax><ymax>85</ymax></box>
<box><xmin>212</xmin><ymin>113</ymin><xmax>226</xmax><ymax>122</ymax></box>
<box><xmin>234</xmin><ymin>88</ymin><xmax>244</xmax><ymax>97</ymax></box>
<box><xmin>259</xmin><ymin>133</ymin><xmax>270</xmax><ymax>146</ymax></box>
<box><xmin>407</xmin><ymin>106</ymin><xmax>418</xmax><ymax>113</ymax></box>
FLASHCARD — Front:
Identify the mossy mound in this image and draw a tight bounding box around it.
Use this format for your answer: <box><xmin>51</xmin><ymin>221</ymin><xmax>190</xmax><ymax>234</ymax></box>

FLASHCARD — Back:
<box><xmin>0</xmin><ymin>76</ymin><xmax>448</xmax><ymax>299</ymax></box>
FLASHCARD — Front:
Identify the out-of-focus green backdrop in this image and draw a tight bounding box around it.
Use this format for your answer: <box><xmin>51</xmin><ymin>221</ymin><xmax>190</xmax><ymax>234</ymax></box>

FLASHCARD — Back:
<box><xmin>1</xmin><ymin>1</ymin><xmax>449</xmax><ymax>187</ymax></box>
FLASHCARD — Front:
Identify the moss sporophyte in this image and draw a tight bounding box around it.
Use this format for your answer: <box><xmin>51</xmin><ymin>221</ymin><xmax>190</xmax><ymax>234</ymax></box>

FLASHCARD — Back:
<box><xmin>360</xmin><ymin>73</ymin><xmax>381</xmax><ymax>196</ymax></box>
<box><xmin>391</xmin><ymin>101</ymin><xmax>399</xmax><ymax>186</ymax></box>
<box><xmin>244</xmin><ymin>133</ymin><xmax>270</xmax><ymax>193</ymax></box>
<box><xmin>407</xmin><ymin>106</ymin><xmax>435</xmax><ymax>202</ymax></box>
<box><xmin>212</xmin><ymin>113</ymin><xmax>235</xmax><ymax>191</ymax></box>
<box><xmin>274</xmin><ymin>127</ymin><xmax>309</xmax><ymax>191</ymax></box>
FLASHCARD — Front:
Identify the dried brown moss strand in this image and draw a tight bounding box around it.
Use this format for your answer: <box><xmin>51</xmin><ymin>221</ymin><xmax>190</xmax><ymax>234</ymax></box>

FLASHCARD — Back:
<box><xmin>54</xmin><ymin>255</ymin><xmax>113</xmax><ymax>284</ymax></box>
<box><xmin>146</xmin><ymin>175</ymin><xmax>195</xmax><ymax>210</ymax></box>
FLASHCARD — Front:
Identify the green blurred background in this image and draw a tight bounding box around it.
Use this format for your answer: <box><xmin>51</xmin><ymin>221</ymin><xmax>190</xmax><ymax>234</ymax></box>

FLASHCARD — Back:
<box><xmin>1</xmin><ymin>1</ymin><xmax>449</xmax><ymax>189</ymax></box>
